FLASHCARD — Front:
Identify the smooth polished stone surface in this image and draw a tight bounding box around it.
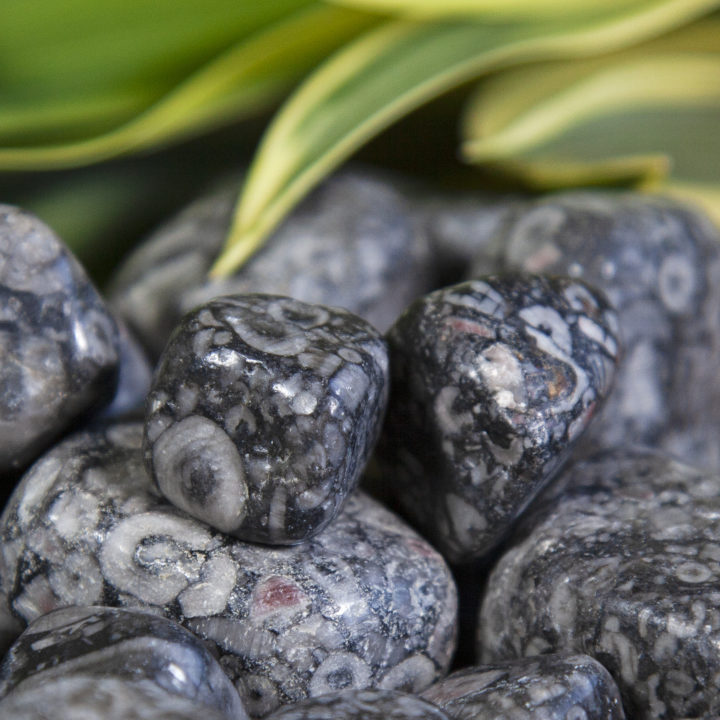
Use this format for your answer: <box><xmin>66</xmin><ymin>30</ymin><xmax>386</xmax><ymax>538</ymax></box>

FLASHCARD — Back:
<box><xmin>0</xmin><ymin>205</ymin><xmax>120</xmax><ymax>472</ymax></box>
<box><xmin>421</xmin><ymin>654</ymin><xmax>625</xmax><ymax>720</ymax></box>
<box><xmin>0</xmin><ymin>675</ymin><xmax>229</xmax><ymax>720</ymax></box>
<box><xmin>144</xmin><ymin>294</ymin><xmax>389</xmax><ymax>543</ymax></box>
<box><xmin>0</xmin><ymin>606</ymin><xmax>247</xmax><ymax>720</ymax></box>
<box><xmin>110</xmin><ymin>169</ymin><xmax>432</xmax><ymax>358</ymax></box>
<box><xmin>0</xmin><ymin>423</ymin><xmax>457</xmax><ymax>718</ymax></box>
<box><xmin>378</xmin><ymin>275</ymin><xmax>619</xmax><ymax>563</ymax></box>
<box><xmin>479</xmin><ymin>448</ymin><xmax>720</xmax><ymax>720</ymax></box>
<box><xmin>265</xmin><ymin>689</ymin><xmax>451</xmax><ymax>720</ymax></box>
<box><xmin>471</xmin><ymin>192</ymin><xmax>720</xmax><ymax>469</ymax></box>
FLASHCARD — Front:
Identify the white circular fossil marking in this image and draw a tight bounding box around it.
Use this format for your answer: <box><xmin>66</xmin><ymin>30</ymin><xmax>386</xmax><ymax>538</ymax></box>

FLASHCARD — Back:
<box><xmin>152</xmin><ymin>415</ymin><xmax>248</xmax><ymax>533</ymax></box>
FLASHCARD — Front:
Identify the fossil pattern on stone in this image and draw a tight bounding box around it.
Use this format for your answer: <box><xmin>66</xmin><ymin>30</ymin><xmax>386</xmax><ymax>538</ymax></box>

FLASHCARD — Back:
<box><xmin>479</xmin><ymin>448</ymin><xmax>720</xmax><ymax>720</ymax></box>
<box><xmin>0</xmin><ymin>205</ymin><xmax>120</xmax><ymax>472</ymax></box>
<box><xmin>0</xmin><ymin>423</ymin><xmax>457</xmax><ymax>717</ymax></box>
<box><xmin>379</xmin><ymin>274</ymin><xmax>619</xmax><ymax>563</ymax></box>
<box><xmin>144</xmin><ymin>294</ymin><xmax>389</xmax><ymax>543</ymax></box>
<box><xmin>471</xmin><ymin>192</ymin><xmax>720</xmax><ymax>469</ymax></box>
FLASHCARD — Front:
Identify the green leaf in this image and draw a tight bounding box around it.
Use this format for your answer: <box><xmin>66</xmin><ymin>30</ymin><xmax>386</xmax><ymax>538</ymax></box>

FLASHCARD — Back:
<box><xmin>460</xmin><ymin>22</ymin><xmax>720</xmax><ymax>215</ymax></box>
<box><xmin>211</xmin><ymin>0</ymin><xmax>720</xmax><ymax>277</ymax></box>
<box><xmin>0</xmin><ymin>2</ymin><xmax>378</xmax><ymax>167</ymax></box>
<box><xmin>327</xmin><ymin>0</ymin><xmax>662</xmax><ymax>21</ymax></box>
<box><xmin>0</xmin><ymin>0</ymin><xmax>316</xmax><ymax>143</ymax></box>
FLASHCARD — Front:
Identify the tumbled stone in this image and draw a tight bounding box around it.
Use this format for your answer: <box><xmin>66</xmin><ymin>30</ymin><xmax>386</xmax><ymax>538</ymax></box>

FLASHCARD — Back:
<box><xmin>110</xmin><ymin>169</ymin><xmax>432</xmax><ymax>358</ymax></box>
<box><xmin>144</xmin><ymin>294</ymin><xmax>389</xmax><ymax>543</ymax></box>
<box><xmin>0</xmin><ymin>675</ymin><xmax>229</xmax><ymax>720</ymax></box>
<box><xmin>479</xmin><ymin>448</ymin><xmax>720</xmax><ymax>720</ymax></box>
<box><xmin>0</xmin><ymin>606</ymin><xmax>247</xmax><ymax>719</ymax></box>
<box><xmin>421</xmin><ymin>653</ymin><xmax>625</xmax><ymax>720</ymax></box>
<box><xmin>0</xmin><ymin>205</ymin><xmax>120</xmax><ymax>472</ymax></box>
<box><xmin>265</xmin><ymin>689</ymin><xmax>451</xmax><ymax>720</ymax></box>
<box><xmin>378</xmin><ymin>274</ymin><xmax>619</xmax><ymax>563</ymax></box>
<box><xmin>0</xmin><ymin>423</ymin><xmax>457</xmax><ymax>717</ymax></box>
<box><xmin>471</xmin><ymin>192</ymin><xmax>720</xmax><ymax>469</ymax></box>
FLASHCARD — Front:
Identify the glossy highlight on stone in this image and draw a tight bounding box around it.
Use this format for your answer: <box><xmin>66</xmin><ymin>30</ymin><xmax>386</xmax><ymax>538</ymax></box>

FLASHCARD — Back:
<box><xmin>379</xmin><ymin>274</ymin><xmax>619</xmax><ymax>563</ymax></box>
<box><xmin>479</xmin><ymin>448</ymin><xmax>720</xmax><ymax>720</ymax></box>
<box><xmin>144</xmin><ymin>294</ymin><xmax>389</xmax><ymax>543</ymax></box>
<box><xmin>0</xmin><ymin>606</ymin><xmax>247</xmax><ymax>720</ymax></box>
<box><xmin>0</xmin><ymin>422</ymin><xmax>457</xmax><ymax>717</ymax></box>
<box><xmin>0</xmin><ymin>205</ymin><xmax>120</xmax><ymax>472</ymax></box>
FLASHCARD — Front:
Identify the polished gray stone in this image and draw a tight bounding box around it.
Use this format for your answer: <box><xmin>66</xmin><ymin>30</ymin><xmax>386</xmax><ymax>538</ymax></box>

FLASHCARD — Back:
<box><xmin>0</xmin><ymin>205</ymin><xmax>120</xmax><ymax>472</ymax></box>
<box><xmin>0</xmin><ymin>423</ymin><xmax>457</xmax><ymax>717</ymax></box>
<box><xmin>480</xmin><ymin>448</ymin><xmax>720</xmax><ymax>720</ymax></box>
<box><xmin>378</xmin><ymin>274</ymin><xmax>619</xmax><ymax>563</ymax></box>
<box><xmin>144</xmin><ymin>294</ymin><xmax>389</xmax><ymax>543</ymax></box>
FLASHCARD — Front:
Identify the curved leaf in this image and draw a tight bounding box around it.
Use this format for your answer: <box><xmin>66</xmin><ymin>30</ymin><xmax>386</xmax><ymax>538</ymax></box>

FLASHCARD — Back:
<box><xmin>211</xmin><ymin>0</ymin><xmax>720</xmax><ymax>276</ymax></box>
<box><xmin>327</xmin><ymin>0</ymin><xmax>657</xmax><ymax>21</ymax></box>
<box><xmin>0</xmin><ymin>4</ymin><xmax>379</xmax><ymax>169</ymax></box>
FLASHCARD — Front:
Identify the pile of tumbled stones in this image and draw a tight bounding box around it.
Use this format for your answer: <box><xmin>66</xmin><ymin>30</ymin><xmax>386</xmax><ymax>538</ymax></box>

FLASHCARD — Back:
<box><xmin>1</xmin><ymin>167</ymin><xmax>720</xmax><ymax>720</ymax></box>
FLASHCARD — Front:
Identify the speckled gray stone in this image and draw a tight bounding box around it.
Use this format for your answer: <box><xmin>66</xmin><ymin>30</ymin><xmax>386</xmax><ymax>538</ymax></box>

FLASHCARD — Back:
<box><xmin>0</xmin><ymin>205</ymin><xmax>120</xmax><ymax>472</ymax></box>
<box><xmin>479</xmin><ymin>448</ymin><xmax>720</xmax><ymax>720</ymax></box>
<box><xmin>471</xmin><ymin>192</ymin><xmax>720</xmax><ymax>469</ymax></box>
<box><xmin>0</xmin><ymin>606</ymin><xmax>247</xmax><ymax>719</ymax></box>
<box><xmin>144</xmin><ymin>294</ymin><xmax>389</xmax><ymax>543</ymax></box>
<box><xmin>0</xmin><ymin>675</ymin><xmax>229</xmax><ymax>720</ymax></box>
<box><xmin>378</xmin><ymin>275</ymin><xmax>619</xmax><ymax>563</ymax></box>
<box><xmin>265</xmin><ymin>689</ymin><xmax>451</xmax><ymax>720</ymax></box>
<box><xmin>0</xmin><ymin>423</ymin><xmax>457</xmax><ymax>718</ymax></box>
<box><xmin>110</xmin><ymin>169</ymin><xmax>432</xmax><ymax>359</ymax></box>
<box><xmin>422</xmin><ymin>653</ymin><xmax>625</xmax><ymax>720</ymax></box>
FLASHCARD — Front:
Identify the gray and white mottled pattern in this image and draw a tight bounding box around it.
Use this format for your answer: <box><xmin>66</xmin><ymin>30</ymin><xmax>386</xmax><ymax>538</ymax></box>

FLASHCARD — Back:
<box><xmin>0</xmin><ymin>606</ymin><xmax>247</xmax><ymax>719</ymax></box>
<box><xmin>421</xmin><ymin>653</ymin><xmax>625</xmax><ymax>720</ymax></box>
<box><xmin>0</xmin><ymin>675</ymin><xmax>229</xmax><ymax>720</ymax></box>
<box><xmin>0</xmin><ymin>423</ymin><xmax>457</xmax><ymax>717</ymax></box>
<box><xmin>378</xmin><ymin>275</ymin><xmax>619</xmax><ymax>563</ymax></box>
<box><xmin>265</xmin><ymin>689</ymin><xmax>451</xmax><ymax>720</ymax></box>
<box><xmin>0</xmin><ymin>205</ymin><xmax>120</xmax><ymax>472</ymax></box>
<box><xmin>144</xmin><ymin>294</ymin><xmax>389</xmax><ymax>543</ymax></box>
<box><xmin>479</xmin><ymin>448</ymin><xmax>720</xmax><ymax>720</ymax></box>
<box><xmin>110</xmin><ymin>169</ymin><xmax>432</xmax><ymax>358</ymax></box>
<box><xmin>471</xmin><ymin>192</ymin><xmax>720</xmax><ymax>469</ymax></box>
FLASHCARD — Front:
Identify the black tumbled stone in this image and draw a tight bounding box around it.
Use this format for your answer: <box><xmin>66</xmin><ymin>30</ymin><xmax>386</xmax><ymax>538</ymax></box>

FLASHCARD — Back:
<box><xmin>379</xmin><ymin>274</ymin><xmax>619</xmax><ymax>563</ymax></box>
<box><xmin>0</xmin><ymin>205</ymin><xmax>120</xmax><ymax>472</ymax></box>
<box><xmin>479</xmin><ymin>448</ymin><xmax>720</xmax><ymax>720</ymax></box>
<box><xmin>0</xmin><ymin>606</ymin><xmax>247</xmax><ymax>719</ymax></box>
<box><xmin>422</xmin><ymin>654</ymin><xmax>625</xmax><ymax>720</ymax></box>
<box><xmin>144</xmin><ymin>294</ymin><xmax>389</xmax><ymax>544</ymax></box>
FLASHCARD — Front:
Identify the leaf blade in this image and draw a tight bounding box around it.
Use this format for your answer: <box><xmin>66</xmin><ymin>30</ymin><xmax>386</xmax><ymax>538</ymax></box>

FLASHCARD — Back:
<box><xmin>0</xmin><ymin>5</ymin><xmax>379</xmax><ymax>170</ymax></box>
